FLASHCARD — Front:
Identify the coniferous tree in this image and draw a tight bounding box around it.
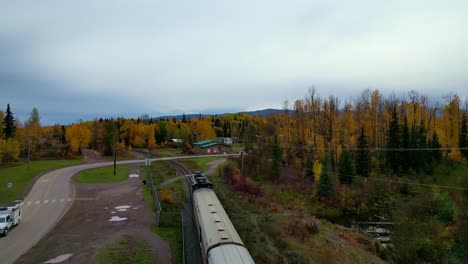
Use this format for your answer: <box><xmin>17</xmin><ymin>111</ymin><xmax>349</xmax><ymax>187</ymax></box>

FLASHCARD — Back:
<box><xmin>401</xmin><ymin>116</ymin><xmax>410</xmax><ymax>173</ymax></box>
<box><xmin>103</xmin><ymin>121</ymin><xmax>118</xmax><ymax>156</ymax></box>
<box><xmin>316</xmin><ymin>154</ymin><xmax>335</xmax><ymax>198</ymax></box>
<box><xmin>270</xmin><ymin>136</ymin><xmax>282</xmax><ymax>182</ymax></box>
<box><xmin>430</xmin><ymin>132</ymin><xmax>442</xmax><ymax>162</ymax></box>
<box><xmin>338</xmin><ymin>150</ymin><xmax>354</xmax><ymax>185</ymax></box>
<box><xmin>460</xmin><ymin>112</ymin><xmax>468</xmax><ymax>159</ymax></box>
<box><xmin>305</xmin><ymin>153</ymin><xmax>314</xmax><ymax>179</ymax></box>
<box><xmin>356</xmin><ymin>127</ymin><xmax>371</xmax><ymax>177</ymax></box>
<box><xmin>387</xmin><ymin>105</ymin><xmax>401</xmax><ymax>174</ymax></box>
<box><xmin>417</xmin><ymin>120</ymin><xmax>429</xmax><ymax>172</ymax></box>
<box><xmin>3</xmin><ymin>104</ymin><xmax>15</xmax><ymax>139</ymax></box>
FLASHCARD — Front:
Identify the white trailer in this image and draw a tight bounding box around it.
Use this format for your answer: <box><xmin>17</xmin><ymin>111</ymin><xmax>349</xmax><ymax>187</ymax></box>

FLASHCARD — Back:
<box><xmin>0</xmin><ymin>200</ymin><xmax>23</xmax><ymax>236</ymax></box>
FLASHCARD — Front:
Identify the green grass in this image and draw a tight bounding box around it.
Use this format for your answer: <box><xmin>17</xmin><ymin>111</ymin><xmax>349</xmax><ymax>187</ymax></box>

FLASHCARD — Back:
<box><xmin>151</xmin><ymin>214</ymin><xmax>182</xmax><ymax>264</ymax></box>
<box><xmin>150</xmin><ymin>162</ymin><xmax>178</xmax><ymax>185</ymax></box>
<box><xmin>179</xmin><ymin>156</ymin><xmax>223</xmax><ymax>172</ymax></box>
<box><xmin>97</xmin><ymin>235</ymin><xmax>153</xmax><ymax>264</ymax></box>
<box><xmin>231</xmin><ymin>143</ymin><xmax>245</xmax><ymax>152</ymax></box>
<box><xmin>150</xmin><ymin>148</ymin><xmax>181</xmax><ymax>157</ymax></box>
<box><xmin>140</xmin><ymin>165</ymin><xmax>156</xmax><ymax>211</ymax></box>
<box><xmin>148</xmin><ymin>161</ymin><xmax>183</xmax><ymax>263</ymax></box>
<box><xmin>0</xmin><ymin>159</ymin><xmax>82</xmax><ymax>204</ymax></box>
<box><xmin>76</xmin><ymin>165</ymin><xmax>130</xmax><ymax>183</ymax></box>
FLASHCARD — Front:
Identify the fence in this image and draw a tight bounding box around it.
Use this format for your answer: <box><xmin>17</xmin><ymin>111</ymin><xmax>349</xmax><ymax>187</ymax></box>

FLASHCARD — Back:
<box><xmin>146</xmin><ymin>163</ymin><xmax>162</xmax><ymax>226</ymax></box>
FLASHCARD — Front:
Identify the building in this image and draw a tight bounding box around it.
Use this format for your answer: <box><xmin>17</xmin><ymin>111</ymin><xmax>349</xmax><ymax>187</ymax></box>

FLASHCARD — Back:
<box><xmin>193</xmin><ymin>140</ymin><xmax>231</xmax><ymax>154</ymax></box>
<box><xmin>217</xmin><ymin>137</ymin><xmax>233</xmax><ymax>145</ymax></box>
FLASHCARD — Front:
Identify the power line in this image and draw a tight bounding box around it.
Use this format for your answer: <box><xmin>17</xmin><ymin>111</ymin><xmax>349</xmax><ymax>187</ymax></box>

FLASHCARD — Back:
<box><xmin>243</xmin><ymin>152</ymin><xmax>468</xmax><ymax>191</ymax></box>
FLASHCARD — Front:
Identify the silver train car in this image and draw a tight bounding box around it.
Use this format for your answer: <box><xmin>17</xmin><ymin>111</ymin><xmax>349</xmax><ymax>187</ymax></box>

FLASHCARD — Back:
<box><xmin>190</xmin><ymin>172</ymin><xmax>255</xmax><ymax>264</ymax></box>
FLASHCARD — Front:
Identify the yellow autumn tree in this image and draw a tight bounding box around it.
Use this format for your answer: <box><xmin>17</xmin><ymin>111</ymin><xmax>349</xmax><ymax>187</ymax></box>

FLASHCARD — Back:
<box><xmin>193</xmin><ymin>119</ymin><xmax>216</xmax><ymax>141</ymax></box>
<box><xmin>0</xmin><ymin>138</ymin><xmax>20</xmax><ymax>163</ymax></box>
<box><xmin>66</xmin><ymin>122</ymin><xmax>92</xmax><ymax>153</ymax></box>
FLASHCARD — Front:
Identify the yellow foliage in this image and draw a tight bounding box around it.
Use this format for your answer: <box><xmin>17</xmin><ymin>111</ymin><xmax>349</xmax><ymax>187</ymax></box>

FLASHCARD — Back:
<box><xmin>0</xmin><ymin>138</ymin><xmax>20</xmax><ymax>163</ymax></box>
<box><xmin>159</xmin><ymin>189</ymin><xmax>174</xmax><ymax>204</ymax></box>
<box><xmin>447</xmin><ymin>149</ymin><xmax>462</xmax><ymax>162</ymax></box>
<box><xmin>313</xmin><ymin>160</ymin><xmax>322</xmax><ymax>182</ymax></box>
<box><xmin>193</xmin><ymin>119</ymin><xmax>216</xmax><ymax>141</ymax></box>
<box><xmin>65</xmin><ymin>123</ymin><xmax>92</xmax><ymax>153</ymax></box>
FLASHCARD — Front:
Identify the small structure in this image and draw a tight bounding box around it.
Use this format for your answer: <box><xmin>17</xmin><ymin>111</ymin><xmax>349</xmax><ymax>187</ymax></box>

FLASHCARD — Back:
<box><xmin>217</xmin><ymin>137</ymin><xmax>233</xmax><ymax>145</ymax></box>
<box><xmin>193</xmin><ymin>140</ymin><xmax>231</xmax><ymax>154</ymax></box>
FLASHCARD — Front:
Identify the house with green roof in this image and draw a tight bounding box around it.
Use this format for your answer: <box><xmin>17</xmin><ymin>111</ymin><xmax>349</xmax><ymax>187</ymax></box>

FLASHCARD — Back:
<box><xmin>193</xmin><ymin>140</ymin><xmax>231</xmax><ymax>154</ymax></box>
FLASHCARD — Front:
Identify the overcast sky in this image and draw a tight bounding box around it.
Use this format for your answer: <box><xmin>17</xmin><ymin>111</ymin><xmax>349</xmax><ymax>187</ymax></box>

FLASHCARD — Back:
<box><xmin>1</xmin><ymin>0</ymin><xmax>467</xmax><ymax>125</ymax></box>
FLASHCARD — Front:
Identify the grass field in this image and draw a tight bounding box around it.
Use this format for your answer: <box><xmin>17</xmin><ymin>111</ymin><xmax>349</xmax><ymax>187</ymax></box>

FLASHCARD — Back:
<box><xmin>150</xmin><ymin>148</ymin><xmax>181</xmax><ymax>157</ymax></box>
<box><xmin>178</xmin><ymin>156</ymin><xmax>222</xmax><ymax>172</ymax></box>
<box><xmin>97</xmin><ymin>235</ymin><xmax>153</xmax><ymax>264</ymax></box>
<box><xmin>76</xmin><ymin>165</ymin><xmax>130</xmax><ymax>183</ymax></box>
<box><xmin>0</xmin><ymin>159</ymin><xmax>82</xmax><ymax>204</ymax></box>
<box><xmin>149</xmin><ymin>161</ymin><xmax>184</xmax><ymax>263</ymax></box>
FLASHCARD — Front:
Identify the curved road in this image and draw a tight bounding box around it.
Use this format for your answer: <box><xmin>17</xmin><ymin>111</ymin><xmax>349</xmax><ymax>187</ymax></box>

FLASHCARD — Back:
<box><xmin>0</xmin><ymin>154</ymin><xmax>236</xmax><ymax>264</ymax></box>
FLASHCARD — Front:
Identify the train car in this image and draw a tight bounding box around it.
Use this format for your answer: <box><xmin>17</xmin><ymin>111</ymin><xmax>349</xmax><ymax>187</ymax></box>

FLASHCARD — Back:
<box><xmin>190</xmin><ymin>171</ymin><xmax>213</xmax><ymax>191</ymax></box>
<box><xmin>191</xmin><ymin>172</ymin><xmax>254</xmax><ymax>264</ymax></box>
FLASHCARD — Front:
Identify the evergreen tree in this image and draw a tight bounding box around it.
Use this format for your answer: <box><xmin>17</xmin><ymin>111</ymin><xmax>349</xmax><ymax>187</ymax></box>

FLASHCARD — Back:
<box><xmin>460</xmin><ymin>112</ymin><xmax>468</xmax><ymax>159</ymax></box>
<box><xmin>103</xmin><ymin>121</ymin><xmax>118</xmax><ymax>156</ymax></box>
<box><xmin>338</xmin><ymin>150</ymin><xmax>354</xmax><ymax>185</ymax></box>
<box><xmin>270</xmin><ymin>136</ymin><xmax>282</xmax><ymax>182</ymax></box>
<box><xmin>416</xmin><ymin>120</ymin><xmax>429</xmax><ymax>172</ymax></box>
<box><xmin>356</xmin><ymin>127</ymin><xmax>371</xmax><ymax>177</ymax></box>
<box><xmin>3</xmin><ymin>104</ymin><xmax>15</xmax><ymax>139</ymax></box>
<box><xmin>430</xmin><ymin>132</ymin><xmax>442</xmax><ymax>162</ymax></box>
<box><xmin>401</xmin><ymin>116</ymin><xmax>410</xmax><ymax>173</ymax></box>
<box><xmin>387</xmin><ymin>105</ymin><xmax>401</xmax><ymax>174</ymax></box>
<box><xmin>305</xmin><ymin>153</ymin><xmax>314</xmax><ymax>178</ymax></box>
<box><xmin>316</xmin><ymin>154</ymin><xmax>335</xmax><ymax>198</ymax></box>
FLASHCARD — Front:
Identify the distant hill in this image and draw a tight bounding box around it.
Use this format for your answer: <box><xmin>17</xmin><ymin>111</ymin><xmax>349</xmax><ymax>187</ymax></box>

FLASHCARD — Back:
<box><xmin>156</xmin><ymin>108</ymin><xmax>283</xmax><ymax>120</ymax></box>
<box><xmin>239</xmin><ymin>108</ymin><xmax>284</xmax><ymax>117</ymax></box>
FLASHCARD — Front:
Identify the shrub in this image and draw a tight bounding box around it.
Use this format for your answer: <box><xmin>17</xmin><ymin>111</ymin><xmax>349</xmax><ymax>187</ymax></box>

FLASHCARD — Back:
<box><xmin>159</xmin><ymin>189</ymin><xmax>174</xmax><ymax>204</ymax></box>
<box><xmin>223</xmin><ymin>161</ymin><xmax>263</xmax><ymax>197</ymax></box>
<box><xmin>283</xmin><ymin>216</ymin><xmax>319</xmax><ymax>241</ymax></box>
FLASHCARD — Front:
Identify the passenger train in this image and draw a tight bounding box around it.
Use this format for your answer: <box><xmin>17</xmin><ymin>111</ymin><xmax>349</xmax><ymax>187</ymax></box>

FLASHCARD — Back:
<box><xmin>189</xmin><ymin>172</ymin><xmax>255</xmax><ymax>264</ymax></box>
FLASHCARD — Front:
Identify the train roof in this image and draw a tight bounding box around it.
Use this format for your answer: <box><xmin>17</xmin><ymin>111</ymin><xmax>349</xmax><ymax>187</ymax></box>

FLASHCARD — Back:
<box><xmin>208</xmin><ymin>244</ymin><xmax>255</xmax><ymax>264</ymax></box>
<box><xmin>193</xmin><ymin>188</ymin><xmax>244</xmax><ymax>250</ymax></box>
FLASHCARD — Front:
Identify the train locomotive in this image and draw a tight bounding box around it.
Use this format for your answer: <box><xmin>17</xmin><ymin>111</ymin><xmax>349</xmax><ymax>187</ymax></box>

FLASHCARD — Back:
<box><xmin>189</xmin><ymin>171</ymin><xmax>255</xmax><ymax>264</ymax></box>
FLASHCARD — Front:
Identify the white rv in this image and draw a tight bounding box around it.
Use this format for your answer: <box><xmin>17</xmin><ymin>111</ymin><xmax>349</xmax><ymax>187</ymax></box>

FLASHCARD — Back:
<box><xmin>0</xmin><ymin>200</ymin><xmax>23</xmax><ymax>236</ymax></box>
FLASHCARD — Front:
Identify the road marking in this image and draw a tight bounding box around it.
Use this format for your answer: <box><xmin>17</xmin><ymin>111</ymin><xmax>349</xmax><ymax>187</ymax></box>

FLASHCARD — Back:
<box><xmin>43</xmin><ymin>200</ymin><xmax>49</xmax><ymax>204</ymax></box>
<box><xmin>27</xmin><ymin>201</ymin><xmax>32</xmax><ymax>205</ymax></box>
<box><xmin>40</xmin><ymin>179</ymin><xmax>50</xmax><ymax>183</ymax></box>
<box><xmin>35</xmin><ymin>201</ymin><xmax>41</xmax><ymax>205</ymax></box>
<box><xmin>51</xmin><ymin>200</ymin><xmax>56</xmax><ymax>203</ymax></box>
<box><xmin>74</xmin><ymin>198</ymin><xmax>98</xmax><ymax>201</ymax></box>
<box><xmin>66</xmin><ymin>198</ymin><xmax>72</xmax><ymax>202</ymax></box>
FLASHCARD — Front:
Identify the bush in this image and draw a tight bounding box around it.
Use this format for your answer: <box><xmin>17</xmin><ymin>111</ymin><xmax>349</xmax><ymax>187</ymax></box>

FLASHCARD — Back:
<box><xmin>283</xmin><ymin>216</ymin><xmax>319</xmax><ymax>241</ymax></box>
<box><xmin>159</xmin><ymin>189</ymin><xmax>174</xmax><ymax>204</ymax></box>
<box><xmin>223</xmin><ymin>161</ymin><xmax>263</xmax><ymax>197</ymax></box>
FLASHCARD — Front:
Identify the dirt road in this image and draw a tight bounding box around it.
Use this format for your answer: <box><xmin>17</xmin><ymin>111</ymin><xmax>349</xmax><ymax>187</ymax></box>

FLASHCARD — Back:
<box><xmin>0</xmin><ymin>160</ymin><xmax>144</xmax><ymax>264</ymax></box>
<box><xmin>15</xmin><ymin>164</ymin><xmax>171</xmax><ymax>264</ymax></box>
<box><xmin>0</xmin><ymin>154</ymin><xmax>236</xmax><ymax>263</ymax></box>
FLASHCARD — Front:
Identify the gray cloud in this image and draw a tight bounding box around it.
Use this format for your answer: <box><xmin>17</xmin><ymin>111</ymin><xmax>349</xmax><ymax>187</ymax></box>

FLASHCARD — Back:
<box><xmin>1</xmin><ymin>0</ymin><xmax>467</xmax><ymax>124</ymax></box>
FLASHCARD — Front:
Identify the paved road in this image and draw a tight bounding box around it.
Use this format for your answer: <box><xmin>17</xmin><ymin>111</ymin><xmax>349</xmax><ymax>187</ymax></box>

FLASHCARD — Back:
<box><xmin>0</xmin><ymin>154</ymin><xmax>236</xmax><ymax>264</ymax></box>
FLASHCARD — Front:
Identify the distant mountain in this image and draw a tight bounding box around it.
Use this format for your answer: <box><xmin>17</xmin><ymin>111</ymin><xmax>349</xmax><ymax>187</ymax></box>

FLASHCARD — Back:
<box><xmin>239</xmin><ymin>108</ymin><xmax>284</xmax><ymax>117</ymax></box>
<box><xmin>156</xmin><ymin>108</ymin><xmax>283</xmax><ymax>120</ymax></box>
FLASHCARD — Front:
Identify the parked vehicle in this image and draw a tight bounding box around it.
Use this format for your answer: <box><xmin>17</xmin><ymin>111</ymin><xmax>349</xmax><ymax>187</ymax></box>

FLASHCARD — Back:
<box><xmin>0</xmin><ymin>200</ymin><xmax>23</xmax><ymax>236</ymax></box>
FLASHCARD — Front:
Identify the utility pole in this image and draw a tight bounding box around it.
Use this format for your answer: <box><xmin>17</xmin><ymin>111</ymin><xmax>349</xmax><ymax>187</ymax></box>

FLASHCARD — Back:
<box><xmin>241</xmin><ymin>151</ymin><xmax>244</xmax><ymax>177</ymax></box>
<box><xmin>113</xmin><ymin>133</ymin><xmax>117</xmax><ymax>176</ymax></box>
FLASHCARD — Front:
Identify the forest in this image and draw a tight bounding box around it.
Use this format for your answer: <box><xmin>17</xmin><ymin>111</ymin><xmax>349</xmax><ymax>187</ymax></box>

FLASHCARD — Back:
<box><xmin>1</xmin><ymin>88</ymin><xmax>467</xmax><ymax>263</ymax></box>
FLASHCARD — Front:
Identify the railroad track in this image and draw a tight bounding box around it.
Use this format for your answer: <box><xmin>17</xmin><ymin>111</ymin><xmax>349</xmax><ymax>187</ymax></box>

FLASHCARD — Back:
<box><xmin>166</xmin><ymin>160</ymin><xmax>192</xmax><ymax>180</ymax></box>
